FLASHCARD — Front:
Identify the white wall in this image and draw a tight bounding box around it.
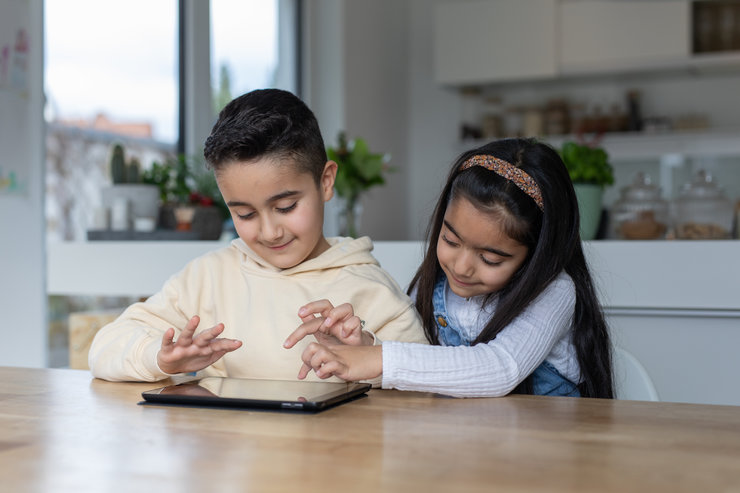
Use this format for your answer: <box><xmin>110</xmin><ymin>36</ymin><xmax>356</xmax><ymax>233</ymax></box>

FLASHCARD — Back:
<box><xmin>341</xmin><ymin>1</ymin><xmax>411</xmax><ymax>240</ymax></box>
<box><xmin>406</xmin><ymin>0</ymin><xmax>462</xmax><ymax>240</ymax></box>
<box><xmin>302</xmin><ymin>0</ymin><xmax>345</xmax><ymax>237</ymax></box>
<box><xmin>302</xmin><ymin>0</ymin><xmax>345</xmax><ymax>142</ymax></box>
<box><xmin>0</xmin><ymin>0</ymin><xmax>46</xmax><ymax>367</ymax></box>
<box><xmin>304</xmin><ymin>0</ymin><xmax>413</xmax><ymax>240</ymax></box>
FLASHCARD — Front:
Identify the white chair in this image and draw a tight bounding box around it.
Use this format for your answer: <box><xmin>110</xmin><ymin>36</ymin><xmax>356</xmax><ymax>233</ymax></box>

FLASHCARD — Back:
<box><xmin>613</xmin><ymin>346</ymin><xmax>660</xmax><ymax>401</ymax></box>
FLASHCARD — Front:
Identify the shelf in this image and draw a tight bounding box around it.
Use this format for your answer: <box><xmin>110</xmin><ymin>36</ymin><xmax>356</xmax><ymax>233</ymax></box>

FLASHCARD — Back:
<box><xmin>461</xmin><ymin>127</ymin><xmax>740</xmax><ymax>161</ymax></box>
<box><xmin>446</xmin><ymin>51</ymin><xmax>740</xmax><ymax>90</ymax></box>
<box><xmin>543</xmin><ymin>127</ymin><xmax>740</xmax><ymax>161</ymax></box>
<box><xmin>558</xmin><ymin>51</ymin><xmax>740</xmax><ymax>81</ymax></box>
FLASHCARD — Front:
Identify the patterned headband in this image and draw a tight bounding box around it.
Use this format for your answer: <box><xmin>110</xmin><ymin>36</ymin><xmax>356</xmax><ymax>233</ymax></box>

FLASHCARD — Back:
<box><xmin>460</xmin><ymin>155</ymin><xmax>544</xmax><ymax>210</ymax></box>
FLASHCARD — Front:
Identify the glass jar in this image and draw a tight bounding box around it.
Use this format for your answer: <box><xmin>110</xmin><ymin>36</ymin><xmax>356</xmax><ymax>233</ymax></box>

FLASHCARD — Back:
<box><xmin>674</xmin><ymin>170</ymin><xmax>734</xmax><ymax>240</ymax></box>
<box><xmin>610</xmin><ymin>172</ymin><xmax>670</xmax><ymax>240</ymax></box>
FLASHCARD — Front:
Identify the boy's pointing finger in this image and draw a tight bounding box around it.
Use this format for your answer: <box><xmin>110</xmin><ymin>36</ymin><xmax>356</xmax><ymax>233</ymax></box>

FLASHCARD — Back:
<box><xmin>283</xmin><ymin>318</ymin><xmax>324</xmax><ymax>349</ymax></box>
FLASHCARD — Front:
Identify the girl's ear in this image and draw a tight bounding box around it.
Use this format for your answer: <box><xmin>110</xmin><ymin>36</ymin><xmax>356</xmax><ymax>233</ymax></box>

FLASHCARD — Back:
<box><xmin>320</xmin><ymin>160</ymin><xmax>338</xmax><ymax>202</ymax></box>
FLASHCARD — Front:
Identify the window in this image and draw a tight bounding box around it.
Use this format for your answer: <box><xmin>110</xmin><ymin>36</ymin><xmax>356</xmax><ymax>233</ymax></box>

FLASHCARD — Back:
<box><xmin>211</xmin><ymin>0</ymin><xmax>297</xmax><ymax>114</ymax></box>
<box><xmin>43</xmin><ymin>0</ymin><xmax>299</xmax><ymax>367</ymax></box>
<box><xmin>45</xmin><ymin>1</ymin><xmax>179</xmax><ymax>144</ymax></box>
<box><xmin>44</xmin><ymin>0</ymin><xmax>179</xmax><ymax>242</ymax></box>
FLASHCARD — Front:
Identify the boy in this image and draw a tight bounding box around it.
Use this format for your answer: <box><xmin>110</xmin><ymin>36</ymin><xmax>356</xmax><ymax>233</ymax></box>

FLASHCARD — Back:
<box><xmin>88</xmin><ymin>88</ymin><xmax>427</xmax><ymax>382</ymax></box>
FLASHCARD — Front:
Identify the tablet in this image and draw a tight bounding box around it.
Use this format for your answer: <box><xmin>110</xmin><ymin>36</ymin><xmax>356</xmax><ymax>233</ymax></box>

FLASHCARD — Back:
<box><xmin>141</xmin><ymin>377</ymin><xmax>371</xmax><ymax>412</ymax></box>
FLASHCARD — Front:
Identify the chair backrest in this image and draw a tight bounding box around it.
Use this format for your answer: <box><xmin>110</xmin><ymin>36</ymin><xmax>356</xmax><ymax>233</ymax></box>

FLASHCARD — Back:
<box><xmin>613</xmin><ymin>346</ymin><xmax>660</xmax><ymax>401</ymax></box>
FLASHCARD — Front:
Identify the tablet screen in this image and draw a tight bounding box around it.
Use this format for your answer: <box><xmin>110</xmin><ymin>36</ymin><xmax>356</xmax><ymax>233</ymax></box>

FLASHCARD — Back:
<box><xmin>141</xmin><ymin>377</ymin><xmax>371</xmax><ymax>411</ymax></box>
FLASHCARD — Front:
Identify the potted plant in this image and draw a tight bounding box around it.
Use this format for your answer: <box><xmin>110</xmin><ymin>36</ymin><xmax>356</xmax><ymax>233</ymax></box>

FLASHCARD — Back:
<box><xmin>327</xmin><ymin>132</ymin><xmax>394</xmax><ymax>237</ymax></box>
<box><xmin>559</xmin><ymin>139</ymin><xmax>614</xmax><ymax>240</ymax></box>
<box><xmin>101</xmin><ymin>143</ymin><xmax>160</xmax><ymax>231</ymax></box>
<box><xmin>142</xmin><ymin>153</ymin><xmax>229</xmax><ymax>240</ymax></box>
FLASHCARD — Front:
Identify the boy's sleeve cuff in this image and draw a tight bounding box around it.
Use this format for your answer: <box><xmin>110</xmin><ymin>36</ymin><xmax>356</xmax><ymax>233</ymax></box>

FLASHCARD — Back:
<box><xmin>144</xmin><ymin>341</ymin><xmax>176</xmax><ymax>379</ymax></box>
<box><xmin>363</xmin><ymin>329</ymin><xmax>382</xmax><ymax>346</ymax></box>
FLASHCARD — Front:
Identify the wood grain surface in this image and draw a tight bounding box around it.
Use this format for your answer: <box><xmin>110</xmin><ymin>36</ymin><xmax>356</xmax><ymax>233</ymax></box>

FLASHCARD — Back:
<box><xmin>1</xmin><ymin>367</ymin><xmax>739</xmax><ymax>492</ymax></box>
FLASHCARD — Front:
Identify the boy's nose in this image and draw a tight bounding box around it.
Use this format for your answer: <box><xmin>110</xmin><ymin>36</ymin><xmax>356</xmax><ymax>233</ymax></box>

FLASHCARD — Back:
<box><xmin>260</xmin><ymin>217</ymin><xmax>284</xmax><ymax>242</ymax></box>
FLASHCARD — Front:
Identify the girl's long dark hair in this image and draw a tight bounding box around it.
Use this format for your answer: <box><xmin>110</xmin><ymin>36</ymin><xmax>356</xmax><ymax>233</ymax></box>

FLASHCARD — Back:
<box><xmin>408</xmin><ymin>138</ymin><xmax>613</xmax><ymax>398</ymax></box>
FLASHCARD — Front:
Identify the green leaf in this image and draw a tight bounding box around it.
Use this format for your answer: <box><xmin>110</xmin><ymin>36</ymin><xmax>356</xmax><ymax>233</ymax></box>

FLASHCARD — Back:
<box><xmin>559</xmin><ymin>141</ymin><xmax>614</xmax><ymax>187</ymax></box>
<box><xmin>327</xmin><ymin>132</ymin><xmax>393</xmax><ymax>199</ymax></box>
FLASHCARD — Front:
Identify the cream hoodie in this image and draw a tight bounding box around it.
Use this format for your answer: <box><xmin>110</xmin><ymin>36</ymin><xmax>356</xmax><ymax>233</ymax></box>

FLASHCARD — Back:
<box><xmin>88</xmin><ymin>236</ymin><xmax>428</xmax><ymax>382</ymax></box>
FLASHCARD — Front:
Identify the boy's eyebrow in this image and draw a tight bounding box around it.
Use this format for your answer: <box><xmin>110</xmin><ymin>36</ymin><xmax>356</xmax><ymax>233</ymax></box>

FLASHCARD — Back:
<box><xmin>443</xmin><ymin>220</ymin><xmax>513</xmax><ymax>257</ymax></box>
<box><xmin>227</xmin><ymin>190</ymin><xmax>300</xmax><ymax>208</ymax></box>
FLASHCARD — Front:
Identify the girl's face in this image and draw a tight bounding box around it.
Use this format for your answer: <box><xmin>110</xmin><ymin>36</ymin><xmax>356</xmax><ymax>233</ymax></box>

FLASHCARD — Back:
<box><xmin>437</xmin><ymin>196</ymin><xmax>529</xmax><ymax>298</ymax></box>
<box><xmin>216</xmin><ymin>157</ymin><xmax>336</xmax><ymax>269</ymax></box>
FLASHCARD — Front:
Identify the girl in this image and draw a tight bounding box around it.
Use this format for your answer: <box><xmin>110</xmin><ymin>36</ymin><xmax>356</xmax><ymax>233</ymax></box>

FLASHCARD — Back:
<box><xmin>284</xmin><ymin>138</ymin><xmax>614</xmax><ymax>398</ymax></box>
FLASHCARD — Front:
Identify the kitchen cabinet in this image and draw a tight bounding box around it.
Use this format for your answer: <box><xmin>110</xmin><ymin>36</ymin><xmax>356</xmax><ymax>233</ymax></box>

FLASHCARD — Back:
<box><xmin>559</xmin><ymin>0</ymin><xmax>691</xmax><ymax>74</ymax></box>
<box><xmin>433</xmin><ymin>0</ymin><xmax>558</xmax><ymax>85</ymax></box>
<box><xmin>434</xmin><ymin>0</ymin><xmax>740</xmax><ymax>85</ymax></box>
<box><xmin>589</xmin><ymin>241</ymin><xmax>740</xmax><ymax>407</ymax></box>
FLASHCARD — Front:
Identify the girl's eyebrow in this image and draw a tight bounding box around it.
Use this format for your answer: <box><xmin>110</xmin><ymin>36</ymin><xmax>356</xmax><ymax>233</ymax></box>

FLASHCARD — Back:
<box><xmin>443</xmin><ymin>220</ymin><xmax>513</xmax><ymax>258</ymax></box>
<box><xmin>227</xmin><ymin>190</ymin><xmax>300</xmax><ymax>208</ymax></box>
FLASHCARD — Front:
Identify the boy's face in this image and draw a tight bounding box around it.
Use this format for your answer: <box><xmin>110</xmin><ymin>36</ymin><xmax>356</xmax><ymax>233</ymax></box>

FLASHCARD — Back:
<box><xmin>216</xmin><ymin>157</ymin><xmax>336</xmax><ymax>269</ymax></box>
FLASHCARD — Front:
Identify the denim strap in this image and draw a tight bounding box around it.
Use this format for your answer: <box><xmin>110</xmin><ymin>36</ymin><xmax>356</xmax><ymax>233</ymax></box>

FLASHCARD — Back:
<box><xmin>432</xmin><ymin>276</ymin><xmax>472</xmax><ymax>347</ymax></box>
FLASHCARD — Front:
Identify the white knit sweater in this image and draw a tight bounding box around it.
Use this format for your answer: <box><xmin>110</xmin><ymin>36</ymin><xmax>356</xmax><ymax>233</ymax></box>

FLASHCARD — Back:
<box><xmin>381</xmin><ymin>272</ymin><xmax>580</xmax><ymax>397</ymax></box>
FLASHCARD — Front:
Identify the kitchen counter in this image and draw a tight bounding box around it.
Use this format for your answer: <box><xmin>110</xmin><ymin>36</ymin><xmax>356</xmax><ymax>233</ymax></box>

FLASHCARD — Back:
<box><xmin>47</xmin><ymin>239</ymin><xmax>740</xmax><ymax>406</ymax></box>
<box><xmin>48</xmin><ymin>239</ymin><xmax>740</xmax><ymax>311</ymax></box>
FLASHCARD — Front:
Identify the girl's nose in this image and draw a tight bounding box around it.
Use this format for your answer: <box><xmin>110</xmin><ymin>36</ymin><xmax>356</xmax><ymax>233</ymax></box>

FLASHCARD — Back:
<box><xmin>453</xmin><ymin>250</ymin><xmax>475</xmax><ymax>277</ymax></box>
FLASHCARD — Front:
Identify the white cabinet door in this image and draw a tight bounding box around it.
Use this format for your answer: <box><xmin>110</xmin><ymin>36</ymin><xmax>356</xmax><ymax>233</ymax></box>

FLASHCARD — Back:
<box><xmin>559</xmin><ymin>0</ymin><xmax>691</xmax><ymax>73</ymax></box>
<box><xmin>434</xmin><ymin>0</ymin><xmax>558</xmax><ymax>85</ymax></box>
<box><xmin>609</xmin><ymin>311</ymin><xmax>740</xmax><ymax>406</ymax></box>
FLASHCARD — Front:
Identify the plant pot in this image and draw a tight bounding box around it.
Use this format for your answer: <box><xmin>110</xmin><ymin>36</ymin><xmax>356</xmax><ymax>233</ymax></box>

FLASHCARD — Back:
<box><xmin>173</xmin><ymin>206</ymin><xmax>196</xmax><ymax>231</ymax></box>
<box><xmin>158</xmin><ymin>203</ymin><xmax>178</xmax><ymax>230</ymax></box>
<box><xmin>101</xmin><ymin>184</ymin><xmax>160</xmax><ymax>229</ymax></box>
<box><xmin>192</xmin><ymin>206</ymin><xmax>224</xmax><ymax>240</ymax></box>
<box><xmin>573</xmin><ymin>183</ymin><xmax>604</xmax><ymax>241</ymax></box>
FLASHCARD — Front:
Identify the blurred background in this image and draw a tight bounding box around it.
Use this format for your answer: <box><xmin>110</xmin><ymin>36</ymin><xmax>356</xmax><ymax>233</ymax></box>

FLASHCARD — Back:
<box><xmin>2</xmin><ymin>1</ymin><xmax>739</xmax><ymax>400</ymax></box>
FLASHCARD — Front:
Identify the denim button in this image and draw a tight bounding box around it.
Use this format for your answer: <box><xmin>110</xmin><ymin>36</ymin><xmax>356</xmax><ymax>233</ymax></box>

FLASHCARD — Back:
<box><xmin>437</xmin><ymin>316</ymin><xmax>448</xmax><ymax>327</ymax></box>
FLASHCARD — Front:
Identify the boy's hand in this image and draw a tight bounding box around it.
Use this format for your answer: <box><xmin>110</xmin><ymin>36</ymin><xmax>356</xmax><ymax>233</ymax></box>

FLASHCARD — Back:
<box><xmin>297</xmin><ymin>342</ymin><xmax>382</xmax><ymax>382</ymax></box>
<box><xmin>157</xmin><ymin>315</ymin><xmax>242</xmax><ymax>375</ymax></box>
<box><xmin>283</xmin><ymin>299</ymin><xmax>373</xmax><ymax>349</ymax></box>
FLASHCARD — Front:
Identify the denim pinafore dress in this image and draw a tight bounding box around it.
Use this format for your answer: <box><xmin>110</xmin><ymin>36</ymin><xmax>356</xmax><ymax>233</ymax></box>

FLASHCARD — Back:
<box><xmin>432</xmin><ymin>276</ymin><xmax>580</xmax><ymax>397</ymax></box>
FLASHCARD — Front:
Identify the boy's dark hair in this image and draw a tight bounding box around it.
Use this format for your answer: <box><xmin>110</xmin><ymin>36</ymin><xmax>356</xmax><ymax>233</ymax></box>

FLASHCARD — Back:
<box><xmin>408</xmin><ymin>137</ymin><xmax>614</xmax><ymax>399</ymax></box>
<box><xmin>203</xmin><ymin>89</ymin><xmax>328</xmax><ymax>184</ymax></box>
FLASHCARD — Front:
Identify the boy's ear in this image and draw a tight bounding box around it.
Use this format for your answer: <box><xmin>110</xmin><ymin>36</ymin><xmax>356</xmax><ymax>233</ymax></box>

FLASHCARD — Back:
<box><xmin>320</xmin><ymin>160</ymin><xmax>338</xmax><ymax>202</ymax></box>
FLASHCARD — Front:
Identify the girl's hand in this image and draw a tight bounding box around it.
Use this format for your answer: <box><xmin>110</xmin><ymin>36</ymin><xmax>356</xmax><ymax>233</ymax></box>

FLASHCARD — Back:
<box><xmin>297</xmin><ymin>343</ymin><xmax>382</xmax><ymax>382</ymax></box>
<box><xmin>283</xmin><ymin>299</ymin><xmax>373</xmax><ymax>349</ymax></box>
<box><xmin>157</xmin><ymin>315</ymin><xmax>242</xmax><ymax>375</ymax></box>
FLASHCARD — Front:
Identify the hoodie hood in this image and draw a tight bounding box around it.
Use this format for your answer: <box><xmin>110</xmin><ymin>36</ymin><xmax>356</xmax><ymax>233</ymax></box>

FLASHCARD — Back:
<box><xmin>231</xmin><ymin>236</ymin><xmax>379</xmax><ymax>276</ymax></box>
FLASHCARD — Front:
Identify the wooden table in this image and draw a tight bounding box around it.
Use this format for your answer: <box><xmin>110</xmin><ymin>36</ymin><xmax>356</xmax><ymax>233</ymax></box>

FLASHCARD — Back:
<box><xmin>1</xmin><ymin>367</ymin><xmax>739</xmax><ymax>492</ymax></box>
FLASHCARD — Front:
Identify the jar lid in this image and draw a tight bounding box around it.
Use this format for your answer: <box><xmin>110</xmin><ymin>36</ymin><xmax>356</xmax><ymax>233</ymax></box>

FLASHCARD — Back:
<box><xmin>619</xmin><ymin>172</ymin><xmax>664</xmax><ymax>202</ymax></box>
<box><xmin>679</xmin><ymin>170</ymin><xmax>726</xmax><ymax>199</ymax></box>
